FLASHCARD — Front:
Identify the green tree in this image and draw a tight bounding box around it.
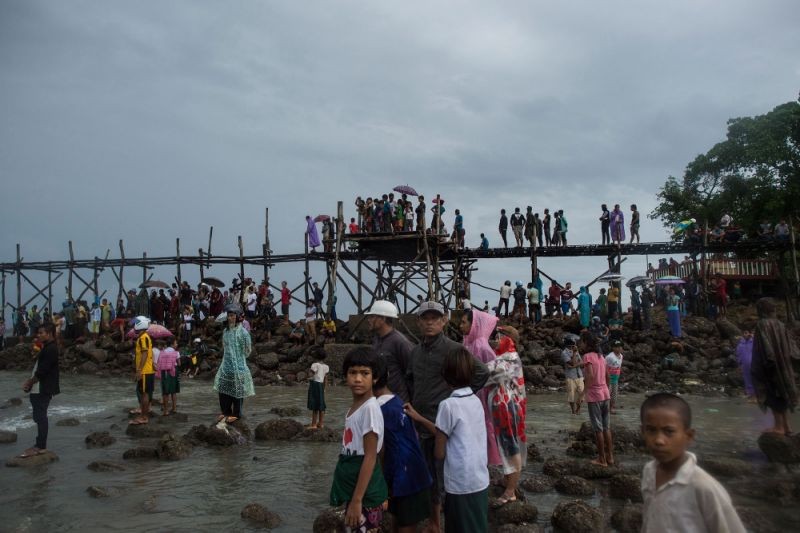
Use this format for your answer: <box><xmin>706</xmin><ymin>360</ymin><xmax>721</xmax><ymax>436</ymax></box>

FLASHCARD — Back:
<box><xmin>651</xmin><ymin>97</ymin><xmax>800</xmax><ymax>236</ymax></box>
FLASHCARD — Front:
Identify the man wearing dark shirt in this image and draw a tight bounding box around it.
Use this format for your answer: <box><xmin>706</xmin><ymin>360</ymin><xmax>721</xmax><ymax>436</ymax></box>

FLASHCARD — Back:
<box><xmin>20</xmin><ymin>323</ymin><xmax>60</xmax><ymax>457</ymax></box>
<box><xmin>498</xmin><ymin>209</ymin><xmax>508</xmax><ymax>248</ymax></box>
<box><xmin>543</xmin><ymin>209</ymin><xmax>552</xmax><ymax>247</ymax></box>
<box><xmin>366</xmin><ymin>300</ymin><xmax>413</xmax><ymax>403</ymax></box>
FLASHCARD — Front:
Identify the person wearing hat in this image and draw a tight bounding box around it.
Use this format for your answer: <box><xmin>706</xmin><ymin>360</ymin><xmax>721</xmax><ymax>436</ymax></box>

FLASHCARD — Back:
<box><xmin>605</xmin><ymin>341</ymin><xmax>624</xmax><ymax>414</ymax></box>
<box><xmin>213</xmin><ymin>303</ymin><xmax>254</xmax><ymax>423</ymax></box>
<box><xmin>511</xmin><ymin>282</ymin><xmax>527</xmax><ymax>324</ymax></box>
<box><xmin>407</xmin><ymin>301</ymin><xmax>489</xmax><ymax>532</ymax></box>
<box><xmin>130</xmin><ymin>316</ymin><xmax>154</xmax><ymax>425</ymax></box>
<box><xmin>366</xmin><ymin>300</ymin><xmax>413</xmax><ymax>403</ymax></box>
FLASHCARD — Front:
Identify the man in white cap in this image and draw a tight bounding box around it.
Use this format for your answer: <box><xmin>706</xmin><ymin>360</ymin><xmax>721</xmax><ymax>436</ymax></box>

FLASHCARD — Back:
<box><xmin>130</xmin><ymin>316</ymin><xmax>154</xmax><ymax>425</ymax></box>
<box><xmin>366</xmin><ymin>299</ymin><xmax>413</xmax><ymax>403</ymax></box>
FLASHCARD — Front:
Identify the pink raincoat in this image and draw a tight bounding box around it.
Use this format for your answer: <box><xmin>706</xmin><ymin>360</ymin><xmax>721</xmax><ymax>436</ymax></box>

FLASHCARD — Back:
<box><xmin>463</xmin><ymin>308</ymin><xmax>502</xmax><ymax>466</ymax></box>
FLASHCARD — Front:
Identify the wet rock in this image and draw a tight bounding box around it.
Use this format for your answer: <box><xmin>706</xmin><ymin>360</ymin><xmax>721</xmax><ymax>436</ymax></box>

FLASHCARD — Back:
<box><xmin>78</xmin><ymin>341</ymin><xmax>110</xmax><ymax>364</ymax></box>
<box><xmin>609</xmin><ymin>473</ymin><xmax>643</xmax><ymax>502</ymax></box>
<box><xmin>255</xmin><ymin>419</ymin><xmax>304</xmax><ymax>441</ymax></box>
<box><xmin>294</xmin><ymin>426</ymin><xmax>339</xmax><ymax>443</ymax></box>
<box><xmin>543</xmin><ymin>457</ymin><xmax>575</xmax><ymax>478</ymax></box>
<box><xmin>79</xmin><ymin>361</ymin><xmax>99</xmax><ymax>374</ymax></box>
<box><xmin>491</xmin><ymin>500</ymin><xmax>538</xmax><ymax>526</ymax></box>
<box><xmin>520</xmin><ymin>474</ymin><xmax>554</xmax><ymax>493</ymax></box>
<box><xmin>0</xmin><ymin>429</ymin><xmax>18</xmax><ymax>444</ymax></box>
<box><xmin>323</xmin><ymin>344</ymin><xmax>362</xmax><ymax>377</ymax></box>
<box><xmin>269</xmin><ymin>406</ymin><xmax>302</xmax><ymax>417</ymax></box>
<box><xmin>757</xmin><ymin>432</ymin><xmax>800</xmax><ymax>463</ymax></box>
<box><xmin>573</xmin><ymin>422</ymin><xmax>644</xmax><ymax>454</ymax></box>
<box><xmin>568</xmin><ymin>460</ymin><xmax>619</xmax><ymax>479</ymax></box>
<box><xmin>312</xmin><ymin>507</ymin><xmax>344</xmax><ymax>532</ymax></box>
<box><xmin>527</xmin><ymin>441</ymin><xmax>543</xmax><ymax>462</ymax></box>
<box><xmin>56</xmin><ymin>417</ymin><xmax>80</xmax><ymax>427</ymax></box>
<box><xmin>8</xmin><ymin>398</ymin><xmax>22</xmax><ymax>406</ymax></box>
<box><xmin>6</xmin><ymin>450</ymin><xmax>59</xmax><ymax>467</ymax></box>
<box><xmin>610</xmin><ymin>502</ymin><xmax>643</xmax><ymax>533</ymax></box>
<box><xmin>87</xmin><ymin>485</ymin><xmax>122</xmax><ymax>498</ymax></box>
<box><xmin>122</xmin><ymin>447</ymin><xmax>158</xmax><ymax>460</ymax></box>
<box><xmin>184</xmin><ymin>424</ymin><xmax>243</xmax><ymax>447</ymax></box>
<box><xmin>256</xmin><ymin>353</ymin><xmax>280</xmax><ymax>370</ymax></box>
<box><xmin>154</xmin><ymin>412</ymin><xmax>190</xmax><ymax>424</ymax></box>
<box><xmin>125</xmin><ymin>423</ymin><xmax>171</xmax><ymax>439</ymax></box>
<box><xmin>87</xmin><ymin>460</ymin><xmax>126</xmax><ymax>472</ymax></box>
<box><xmin>551</xmin><ymin>499</ymin><xmax>603</xmax><ymax>532</ymax></box>
<box><xmin>495</xmin><ymin>525</ymin><xmax>544</xmax><ymax>533</ymax></box>
<box><xmin>227</xmin><ymin>419</ymin><xmax>252</xmax><ymax>439</ymax></box>
<box><xmin>240</xmin><ymin>502</ymin><xmax>282</xmax><ymax>529</ymax></box>
<box><xmin>156</xmin><ymin>434</ymin><xmax>193</xmax><ymax>461</ymax></box>
<box><xmin>700</xmin><ymin>457</ymin><xmax>755</xmax><ymax>478</ymax></box>
<box><xmin>715</xmin><ymin>318</ymin><xmax>742</xmax><ymax>340</ymax></box>
<box><xmin>554</xmin><ymin>475</ymin><xmax>594</xmax><ymax>496</ymax></box>
<box><xmin>85</xmin><ymin>431</ymin><xmax>116</xmax><ymax>448</ymax></box>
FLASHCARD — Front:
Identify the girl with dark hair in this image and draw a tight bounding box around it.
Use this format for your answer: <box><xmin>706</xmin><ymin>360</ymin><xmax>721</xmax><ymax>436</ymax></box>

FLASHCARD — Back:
<box><xmin>212</xmin><ymin>305</ymin><xmax>254</xmax><ymax>423</ymax></box>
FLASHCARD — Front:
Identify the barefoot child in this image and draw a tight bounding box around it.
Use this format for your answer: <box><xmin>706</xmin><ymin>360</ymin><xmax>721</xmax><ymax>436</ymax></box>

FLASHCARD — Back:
<box><xmin>406</xmin><ymin>347</ymin><xmax>489</xmax><ymax>533</ymax></box>
<box><xmin>605</xmin><ymin>340</ymin><xmax>624</xmax><ymax>414</ymax></box>
<box><xmin>582</xmin><ymin>333</ymin><xmax>613</xmax><ymax>466</ymax></box>
<box><xmin>329</xmin><ymin>347</ymin><xmax>388</xmax><ymax>531</ymax></box>
<box><xmin>640</xmin><ymin>393</ymin><xmax>745</xmax><ymax>532</ymax></box>
<box><xmin>156</xmin><ymin>337</ymin><xmax>180</xmax><ymax>415</ymax></box>
<box><xmin>372</xmin><ymin>358</ymin><xmax>432</xmax><ymax>532</ymax></box>
<box><xmin>307</xmin><ymin>351</ymin><xmax>330</xmax><ymax>429</ymax></box>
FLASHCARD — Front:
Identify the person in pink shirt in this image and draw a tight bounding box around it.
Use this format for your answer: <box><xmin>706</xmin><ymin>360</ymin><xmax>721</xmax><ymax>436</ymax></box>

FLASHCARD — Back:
<box><xmin>155</xmin><ymin>338</ymin><xmax>181</xmax><ymax>415</ymax></box>
<box><xmin>581</xmin><ymin>333</ymin><xmax>614</xmax><ymax>467</ymax></box>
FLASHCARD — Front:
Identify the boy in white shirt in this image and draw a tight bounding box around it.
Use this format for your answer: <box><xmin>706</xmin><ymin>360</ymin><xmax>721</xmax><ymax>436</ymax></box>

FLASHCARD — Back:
<box><xmin>640</xmin><ymin>393</ymin><xmax>745</xmax><ymax>533</ymax></box>
<box><xmin>307</xmin><ymin>352</ymin><xmax>330</xmax><ymax>429</ymax></box>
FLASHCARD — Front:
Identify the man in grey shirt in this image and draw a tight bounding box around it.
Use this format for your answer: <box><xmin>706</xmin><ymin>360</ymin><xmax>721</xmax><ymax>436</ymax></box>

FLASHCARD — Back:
<box><xmin>366</xmin><ymin>300</ymin><xmax>413</xmax><ymax>403</ymax></box>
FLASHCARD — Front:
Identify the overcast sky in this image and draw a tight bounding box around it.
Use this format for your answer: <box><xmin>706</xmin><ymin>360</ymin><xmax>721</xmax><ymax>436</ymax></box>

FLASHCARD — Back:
<box><xmin>1</xmin><ymin>1</ymin><xmax>798</xmax><ymax>317</ymax></box>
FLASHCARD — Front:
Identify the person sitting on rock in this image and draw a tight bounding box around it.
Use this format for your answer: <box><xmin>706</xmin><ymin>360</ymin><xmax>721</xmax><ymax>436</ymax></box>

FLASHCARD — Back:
<box><xmin>321</xmin><ymin>315</ymin><xmax>336</xmax><ymax>344</ymax></box>
<box><xmin>289</xmin><ymin>321</ymin><xmax>305</xmax><ymax>346</ymax></box>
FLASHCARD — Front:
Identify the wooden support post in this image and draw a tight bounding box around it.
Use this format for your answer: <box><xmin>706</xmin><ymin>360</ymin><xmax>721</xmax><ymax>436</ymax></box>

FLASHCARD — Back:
<box><xmin>701</xmin><ymin>221</ymin><xmax>709</xmax><ymax>317</ymax></box>
<box><xmin>304</xmin><ymin>232</ymin><xmax>310</xmax><ymax>304</ymax></box>
<box><xmin>1</xmin><ymin>271</ymin><xmax>5</xmax><ymax>326</ymax></box>
<box><xmin>207</xmin><ymin>227</ymin><xmax>213</xmax><ymax>268</ymax></box>
<box><xmin>47</xmin><ymin>266</ymin><xmax>53</xmax><ymax>316</ymax></box>
<box><xmin>92</xmin><ymin>256</ymin><xmax>99</xmax><ymax>303</ymax></box>
<box><xmin>68</xmin><ymin>241</ymin><xmax>74</xmax><ymax>300</ymax></box>
<box><xmin>327</xmin><ymin>201</ymin><xmax>344</xmax><ymax>317</ymax></box>
<box><xmin>238</xmin><ymin>236</ymin><xmax>245</xmax><ymax>304</ymax></box>
<box><xmin>176</xmin><ymin>238</ymin><xmax>182</xmax><ymax>287</ymax></box>
<box><xmin>118</xmin><ymin>240</ymin><xmax>126</xmax><ymax>304</ymax></box>
<box><xmin>264</xmin><ymin>208</ymin><xmax>270</xmax><ymax>284</ymax></box>
<box><xmin>16</xmin><ymin>244</ymin><xmax>22</xmax><ymax>311</ymax></box>
<box><xmin>142</xmin><ymin>252</ymin><xmax>147</xmax><ymax>285</ymax></box>
<box><xmin>198</xmin><ymin>248</ymin><xmax>205</xmax><ymax>281</ymax></box>
<box><xmin>790</xmin><ymin>215</ymin><xmax>799</xmax><ymax>318</ymax></box>
<box><xmin>357</xmin><ymin>260</ymin><xmax>363</xmax><ymax>313</ymax></box>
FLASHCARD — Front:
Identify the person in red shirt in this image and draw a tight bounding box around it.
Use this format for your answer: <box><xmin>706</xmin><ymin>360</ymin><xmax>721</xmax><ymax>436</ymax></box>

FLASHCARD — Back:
<box><xmin>547</xmin><ymin>280</ymin><xmax>562</xmax><ymax>318</ymax></box>
<box><xmin>712</xmin><ymin>272</ymin><xmax>727</xmax><ymax>317</ymax></box>
<box><xmin>348</xmin><ymin>217</ymin><xmax>360</xmax><ymax>234</ymax></box>
<box><xmin>280</xmin><ymin>281</ymin><xmax>291</xmax><ymax>324</ymax></box>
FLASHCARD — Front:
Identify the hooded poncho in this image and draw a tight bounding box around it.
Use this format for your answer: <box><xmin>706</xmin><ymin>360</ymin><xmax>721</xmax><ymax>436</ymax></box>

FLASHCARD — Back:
<box><xmin>213</xmin><ymin>324</ymin><xmax>255</xmax><ymax>399</ymax></box>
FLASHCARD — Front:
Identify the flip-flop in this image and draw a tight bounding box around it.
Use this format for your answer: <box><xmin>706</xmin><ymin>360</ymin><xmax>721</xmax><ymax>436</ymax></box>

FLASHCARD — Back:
<box><xmin>17</xmin><ymin>448</ymin><xmax>40</xmax><ymax>458</ymax></box>
<box><xmin>225</xmin><ymin>416</ymin><xmax>239</xmax><ymax>424</ymax></box>
<box><xmin>128</xmin><ymin>418</ymin><xmax>148</xmax><ymax>425</ymax></box>
<box><xmin>492</xmin><ymin>495</ymin><xmax>517</xmax><ymax>508</ymax></box>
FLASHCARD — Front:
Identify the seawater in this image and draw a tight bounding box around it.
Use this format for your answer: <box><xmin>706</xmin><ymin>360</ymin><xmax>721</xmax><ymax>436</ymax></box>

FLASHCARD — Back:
<box><xmin>0</xmin><ymin>371</ymin><xmax>797</xmax><ymax>531</ymax></box>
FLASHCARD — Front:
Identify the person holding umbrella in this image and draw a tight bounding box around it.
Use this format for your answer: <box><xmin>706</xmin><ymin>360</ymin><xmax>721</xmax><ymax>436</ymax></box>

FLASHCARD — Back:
<box><xmin>306</xmin><ymin>215</ymin><xmax>321</xmax><ymax>251</ymax></box>
<box><xmin>213</xmin><ymin>303</ymin><xmax>254</xmax><ymax>424</ymax></box>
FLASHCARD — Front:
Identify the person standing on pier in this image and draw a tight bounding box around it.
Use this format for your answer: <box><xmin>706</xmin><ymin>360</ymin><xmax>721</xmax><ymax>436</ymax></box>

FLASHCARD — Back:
<box><xmin>498</xmin><ymin>209</ymin><xmax>508</xmax><ymax>248</ymax></box>
<box><xmin>510</xmin><ymin>207</ymin><xmax>525</xmax><ymax>247</ymax></box>
<box><xmin>525</xmin><ymin>206</ymin><xmax>535</xmax><ymax>246</ymax></box>
<box><xmin>306</xmin><ymin>215</ymin><xmax>321</xmax><ymax>251</ymax></box>
<box><xmin>552</xmin><ymin>211</ymin><xmax>562</xmax><ymax>246</ymax></box>
<box><xmin>415</xmin><ymin>196</ymin><xmax>426</xmax><ymax>232</ymax></box>
<box><xmin>534</xmin><ymin>212</ymin><xmax>543</xmax><ymax>247</ymax></box>
<box><xmin>610</xmin><ymin>204</ymin><xmax>625</xmax><ymax>246</ymax></box>
<box><xmin>629</xmin><ymin>204</ymin><xmax>640</xmax><ymax>244</ymax></box>
<box><xmin>280</xmin><ymin>281</ymin><xmax>291</xmax><ymax>323</ymax></box>
<box><xmin>558</xmin><ymin>210</ymin><xmax>569</xmax><ymax>246</ymax></box>
<box><xmin>600</xmin><ymin>204</ymin><xmax>611</xmax><ymax>245</ymax></box>
<box><xmin>543</xmin><ymin>208</ymin><xmax>552</xmax><ymax>247</ymax></box>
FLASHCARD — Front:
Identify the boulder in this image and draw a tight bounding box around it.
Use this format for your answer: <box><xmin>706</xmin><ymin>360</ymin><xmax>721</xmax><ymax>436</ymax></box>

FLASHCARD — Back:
<box><xmin>568</xmin><ymin>460</ymin><xmax>619</xmax><ymax>479</ymax></box>
<box><xmin>715</xmin><ymin>318</ymin><xmax>742</xmax><ymax>340</ymax></box>
<box><xmin>6</xmin><ymin>450</ymin><xmax>59</xmax><ymax>467</ymax></box>
<box><xmin>323</xmin><ymin>344</ymin><xmax>363</xmax><ymax>377</ymax></box>
<box><xmin>523</xmin><ymin>365</ymin><xmax>546</xmax><ymax>385</ymax></box>
<box><xmin>87</xmin><ymin>460</ymin><xmax>126</xmax><ymax>472</ymax></box>
<box><xmin>125</xmin><ymin>423</ymin><xmax>171</xmax><ymax>439</ymax></box>
<box><xmin>255</xmin><ymin>353</ymin><xmax>280</xmax><ymax>370</ymax></box>
<box><xmin>551</xmin><ymin>499</ymin><xmax>603</xmax><ymax>532</ymax></box>
<box><xmin>240</xmin><ymin>503</ymin><xmax>282</xmax><ymax>529</ymax></box>
<box><xmin>269</xmin><ymin>406</ymin><xmax>302</xmax><ymax>418</ymax></box>
<box><xmin>520</xmin><ymin>474</ymin><xmax>554</xmax><ymax>493</ymax></box>
<box><xmin>610</xmin><ymin>502</ymin><xmax>643</xmax><ymax>533</ymax></box>
<box><xmin>543</xmin><ymin>457</ymin><xmax>575</xmax><ymax>478</ymax></box>
<box><xmin>0</xmin><ymin>429</ymin><xmax>18</xmax><ymax>444</ymax></box>
<box><xmin>79</xmin><ymin>342</ymin><xmax>110</xmax><ymax>364</ymax></box>
<box><xmin>87</xmin><ymin>485</ymin><xmax>122</xmax><ymax>498</ymax></box>
<box><xmin>699</xmin><ymin>457</ymin><xmax>755</xmax><ymax>478</ymax></box>
<box><xmin>554</xmin><ymin>475</ymin><xmax>594</xmax><ymax>496</ymax></box>
<box><xmin>79</xmin><ymin>361</ymin><xmax>99</xmax><ymax>374</ymax></box>
<box><xmin>255</xmin><ymin>419</ymin><xmax>304</xmax><ymax>441</ymax></box>
<box><xmin>757</xmin><ymin>432</ymin><xmax>800</xmax><ymax>463</ymax></box>
<box><xmin>154</xmin><ymin>412</ymin><xmax>190</xmax><ymax>424</ymax></box>
<box><xmin>122</xmin><ymin>447</ymin><xmax>158</xmax><ymax>460</ymax></box>
<box><xmin>184</xmin><ymin>424</ymin><xmax>246</xmax><ymax>447</ymax></box>
<box><xmin>56</xmin><ymin>418</ymin><xmax>80</xmax><ymax>427</ymax></box>
<box><xmin>491</xmin><ymin>500</ymin><xmax>538</xmax><ymax>526</ymax></box>
<box><xmin>156</xmin><ymin>434</ymin><xmax>193</xmax><ymax>461</ymax></box>
<box><xmin>294</xmin><ymin>426</ymin><xmax>339</xmax><ymax>443</ymax></box>
<box><xmin>312</xmin><ymin>508</ymin><xmax>344</xmax><ymax>533</ymax></box>
<box><xmin>495</xmin><ymin>525</ymin><xmax>544</xmax><ymax>533</ymax></box>
<box><xmin>609</xmin><ymin>473</ymin><xmax>643</xmax><ymax>502</ymax></box>
<box><xmin>85</xmin><ymin>431</ymin><xmax>116</xmax><ymax>448</ymax></box>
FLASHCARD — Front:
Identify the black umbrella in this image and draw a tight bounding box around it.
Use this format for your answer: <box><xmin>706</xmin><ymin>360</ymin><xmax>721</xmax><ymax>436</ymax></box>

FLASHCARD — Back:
<box><xmin>202</xmin><ymin>277</ymin><xmax>225</xmax><ymax>288</ymax></box>
<box><xmin>139</xmin><ymin>280</ymin><xmax>170</xmax><ymax>289</ymax></box>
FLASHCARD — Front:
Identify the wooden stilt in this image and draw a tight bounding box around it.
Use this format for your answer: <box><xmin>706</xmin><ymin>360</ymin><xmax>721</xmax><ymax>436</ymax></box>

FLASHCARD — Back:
<box><xmin>68</xmin><ymin>241</ymin><xmax>74</xmax><ymax>301</ymax></box>
<box><xmin>238</xmin><ymin>235</ymin><xmax>245</xmax><ymax>304</ymax></box>
<box><xmin>16</xmin><ymin>244</ymin><xmax>22</xmax><ymax>311</ymax></box>
<box><xmin>176</xmin><ymin>238</ymin><xmax>182</xmax><ymax>287</ymax></box>
<box><xmin>264</xmin><ymin>208</ymin><xmax>270</xmax><ymax>284</ymax></box>
<box><xmin>118</xmin><ymin>240</ymin><xmax>126</xmax><ymax>305</ymax></box>
<box><xmin>357</xmin><ymin>260</ymin><xmax>363</xmax><ymax>313</ymax></box>
<box><xmin>304</xmin><ymin>232</ymin><xmax>310</xmax><ymax>305</ymax></box>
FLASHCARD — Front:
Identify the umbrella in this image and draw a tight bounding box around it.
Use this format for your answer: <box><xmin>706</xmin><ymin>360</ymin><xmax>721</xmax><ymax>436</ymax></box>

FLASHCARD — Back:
<box><xmin>314</xmin><ymin>215</ymin><xmax>330</xmax><ymax>222</ymax></box>
<box><xmin>202</xmin><ymin>276</ymin><xmax>225</xmax><ymax>288</ymax></box>
<box><xmin>139</xmin><ymin>280</ymin><xmax>170</xmax><ymax>289</ymax></box>
<box><xmin>126</xmin><ymin>324</ymin><xmax>174</xmax><ymax>339</ymax></box>
<box><xmin>656</xmin><ymin>275</ymin><xmax>686</xmax><ymax>285</ymax></box>
<box><xmin>626</xmin><ymin>275</ymin><xmax>652</xmax><ymax>287</ymax></box>
<box><xmin>597</xmin><ymin>273</ymin><xmax>625</xmax><ymax>283</ymax></box>
<box><xmin>393</xmin><ymin>185</ymin><xmax>419</xmax><ymax>196</ymax></box>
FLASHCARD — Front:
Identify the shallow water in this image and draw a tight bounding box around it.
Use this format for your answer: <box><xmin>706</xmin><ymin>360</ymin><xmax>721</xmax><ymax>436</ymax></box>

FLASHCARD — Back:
<box><xmin>0</xmin><ymin>371</ymin><xmax>797</xmax><ymax>532</ymax></box>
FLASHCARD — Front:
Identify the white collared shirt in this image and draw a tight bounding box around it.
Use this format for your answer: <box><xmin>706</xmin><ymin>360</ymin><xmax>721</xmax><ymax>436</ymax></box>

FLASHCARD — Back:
<box><xmin>641</xmin><ymin>452</ymin><xmax>745</xmax><ymax>533</ymax></box>
<box><xmin>435</xmin><ymin>387</ymin><xmax>489</xmax><ymax>495</ymax></box>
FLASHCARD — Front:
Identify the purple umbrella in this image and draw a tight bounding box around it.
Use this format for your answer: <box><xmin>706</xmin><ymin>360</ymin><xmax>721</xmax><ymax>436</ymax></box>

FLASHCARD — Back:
<box><xmin>393</xmin><ymin>185</ymin><xmax>418</xmax><ymax>196</ymax></box>
<box><xmin>313</xmin><ymin>214</ymin><xmax>330</xmax><ymax>223</ymax></box>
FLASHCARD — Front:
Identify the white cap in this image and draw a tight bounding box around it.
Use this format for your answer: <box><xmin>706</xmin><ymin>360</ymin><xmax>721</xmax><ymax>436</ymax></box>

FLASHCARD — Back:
<box><xmin>133</xmin><ymin>316</ymin><xmax>151</xmax><ymax>331</ymax></box>
<box><xmin>365</xmin><ymin>300</ymin><xmax>399</xmax><ymax>318</ymax></box>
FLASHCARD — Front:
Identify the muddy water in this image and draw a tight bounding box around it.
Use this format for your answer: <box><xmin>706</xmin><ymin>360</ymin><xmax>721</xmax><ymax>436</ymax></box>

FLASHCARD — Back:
<box><xmin>0</xmin><ymin>371</ymin><xmax>797</xmax><ymax>532</ymax></box>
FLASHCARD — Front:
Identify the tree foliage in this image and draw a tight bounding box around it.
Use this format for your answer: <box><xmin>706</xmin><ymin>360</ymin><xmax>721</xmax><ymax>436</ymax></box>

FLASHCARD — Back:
<box><xmin>651</xmin><ymin>97</ymin><xmax>800</xmax><ymax>235</ymax></box>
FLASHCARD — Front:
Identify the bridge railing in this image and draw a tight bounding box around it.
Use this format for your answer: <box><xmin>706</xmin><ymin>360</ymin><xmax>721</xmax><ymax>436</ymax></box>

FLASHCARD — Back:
<box><xmin>648</xmin><ymin>258</ymin><xmax>778</xmax><ymax>281</ymax></box>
